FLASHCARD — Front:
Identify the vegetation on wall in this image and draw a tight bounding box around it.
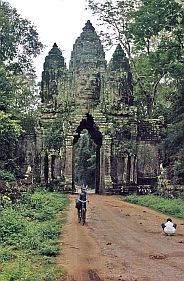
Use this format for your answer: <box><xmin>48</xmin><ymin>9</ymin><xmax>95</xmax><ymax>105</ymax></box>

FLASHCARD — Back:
<box><xmin>0</xmin><ymin>111</ymin><xmax>22</xmax><ymax>177</ymax></box>
<box><xmin>44</xmin><ymin>119</ymin><xmax>65</xmax><ymax>151</ymax></box>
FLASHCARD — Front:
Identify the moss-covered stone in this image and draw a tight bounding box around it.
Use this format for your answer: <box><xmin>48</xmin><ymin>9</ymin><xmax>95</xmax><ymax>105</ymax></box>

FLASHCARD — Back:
<box><xmin>18</xmin><ymin>21</ymin><xmax>164</xmax><ymax>194</ymax></box>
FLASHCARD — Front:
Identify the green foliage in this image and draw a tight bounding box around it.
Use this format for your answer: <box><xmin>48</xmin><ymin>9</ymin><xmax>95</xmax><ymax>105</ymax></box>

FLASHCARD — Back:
<box><xmin>0</xmin><ymin>112</ymin><xmax>22</xmax><ymax>173</ymax></box>
<box><xmin>0</xmin><ymin>169</ymin><xmax>16</xmax><ymax>181</ymax></box>
<box><xmin>21</xmin><ymin>114</ymin><xmax>37</xmax><ymax>134</ymax></box>
<box><xmin>44</xmin><ymin>119</ymin><xmax>64</xmax><ymax>151</ymax></box>
<box><xmin>163</xmin><ymin>80</ymin><xmax>184</xmax><ymax>183</ymax></box>
<box><xmin>0</xmin><ymin>2</ymin><xmax>42</xmax><ymax>113</ymax></box>
<box><xmin>0</xmin><ymin>112</ymin><xmax>22</xmax><ymax>137</ymax></box>
<box><xmin>0</xmin><ymin>1</ymin><xmax>43</xmax><ymax>70</ymax></box>
<box><xmin>130</xmin><ymin>0</ymin><xmax>184</xmax><ymax>115</ymax></box>
<box><xmin>129</xmin><ymin>0</ymin><xmax>183</xmax><ymax>50</ymax></box>
<box><xmin>87</xmin><ymin>0</ymin><xmax>183</xmax><ymax>115</ymax></box>
<box><xmin>0</xmin><ymin>209</ymin><xmax>27</xmax><ymax>245</ymax></box>
<box><xmin>0</xmin><ymin>1</ymin><xmax>43</xmax><ymax>179</ymax></box>
<box><xmin>75</xmin><ymin>130</ymin><xmax>96</xmax><ymax>188</ymax></box>
<box><xmin>87</xmin><ymin>0</ymin><xmax>138</xmax><ymax>55</ymax></box>
<box><xmin>0</xmin><ymin>246</ymin><xmax>16</xmax><ymax>262</ymax></box>
<box><xmin>173</xmin><ymin>153</ymin><xmax>184</xmax><ymax>178</ymax></box>
<box><xmin>123</xmin><ymin>194</ymin><xmax>184</xmax><ymax>219</ymax></box>
<box><xmin>0</xmin><ymin>63</ymin><xmax>14</xmax><ymax>111</ymax></box>
<box><xmin>0</xmin><ymin>190</ymin><xmax>69</xmax><ymax>280</ymax></box>
<box><xmin>87</xmin><ymin>0</ymin><xmax>184</xmax><ymax>183</ymax></box>
<box><xmin>0</xmin><ymin>255</ymin><xmax>64</xmax><ymax>281</ymax></box>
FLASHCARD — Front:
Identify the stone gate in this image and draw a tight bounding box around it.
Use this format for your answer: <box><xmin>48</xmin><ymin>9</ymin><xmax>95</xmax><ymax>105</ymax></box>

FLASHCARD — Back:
<box><xmin>19</xmin><ymin>20</ymin><xmax>164</xmax><ymax>194</ymax></box>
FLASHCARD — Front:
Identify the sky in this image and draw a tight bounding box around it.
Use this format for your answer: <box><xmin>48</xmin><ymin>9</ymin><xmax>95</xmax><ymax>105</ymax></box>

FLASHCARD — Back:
<box><xmin>8</xmin><ymin>0</ymin><xmax>101</xmax><ymax>80</ymax></box>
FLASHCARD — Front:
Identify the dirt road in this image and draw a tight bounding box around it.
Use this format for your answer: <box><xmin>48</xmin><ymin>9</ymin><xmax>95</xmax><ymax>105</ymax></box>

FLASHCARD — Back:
<box><xmin>58</xmin><ymin>194</ymin><xmax>184</xmax><ymax>281</ymax></box>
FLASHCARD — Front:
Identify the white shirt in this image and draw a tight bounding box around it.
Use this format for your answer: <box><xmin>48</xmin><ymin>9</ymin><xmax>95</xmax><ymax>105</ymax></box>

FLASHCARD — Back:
<box><xmin>164</xmin><ymin>221</ymin><xmax>176</xmax><ymax>235</ymax></box>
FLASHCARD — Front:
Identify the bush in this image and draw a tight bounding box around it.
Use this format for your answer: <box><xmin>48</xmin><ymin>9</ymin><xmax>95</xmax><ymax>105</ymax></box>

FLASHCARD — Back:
<box><xmin>0</xmin><ymin>246</ymin><xmax>16</xmax><ymax>262</ymax></box>
<box><xmin>123</xmin><ymin>194</ymin><xmax>184</xmax><ymax>219</ymax></box>
<box><xmin>0</xmin><ymin>170</ymin><xmax>16</xmax><ymax>181</ymax></box>
<box><xmin>0</xmin><ymin>190</ymin><xmax>69</xmax><ymax>280</ymax></box>
<box><xmin>0</xmin><ymin>209</ymin><xmax>27</xmax><ymax>245</ymax></box>
<box><xmin>40</xmin><ymin>244</ymin><xmax>60</xmax><ymax>257</ymax></box>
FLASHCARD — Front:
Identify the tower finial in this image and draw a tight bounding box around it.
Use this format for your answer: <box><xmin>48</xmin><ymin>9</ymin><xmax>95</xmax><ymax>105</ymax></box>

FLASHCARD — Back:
<box><xmin>83</xmin><ymin>20</ymin><xmax>95</xmax><ymax>32</ymax></box>
<box><xmin>53</xmin><ymin>43</ymin><xmax>58</xmax><ymax>48</ymax></box>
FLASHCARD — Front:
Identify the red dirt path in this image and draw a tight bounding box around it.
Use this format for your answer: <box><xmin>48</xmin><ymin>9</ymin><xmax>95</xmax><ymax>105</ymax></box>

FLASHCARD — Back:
<box><xmin>58</xmin><ymin>194</ymin><xmax>184</xmax><ymax>281</ymax></box>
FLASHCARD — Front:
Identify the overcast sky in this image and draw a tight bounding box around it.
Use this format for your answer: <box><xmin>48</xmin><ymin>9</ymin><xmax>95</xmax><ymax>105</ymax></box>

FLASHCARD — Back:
<box><xmin>8</xmin><ymin>0</ymin><xmax>100</xmax><ymax>80</ymax></box>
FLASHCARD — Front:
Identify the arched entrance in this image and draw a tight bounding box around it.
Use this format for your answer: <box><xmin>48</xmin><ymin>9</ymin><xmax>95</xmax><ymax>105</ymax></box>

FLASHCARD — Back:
<box><xmin>72</xmin><ymin>113</ymin><xmax>102</xmax><ymax>194</ymax></box>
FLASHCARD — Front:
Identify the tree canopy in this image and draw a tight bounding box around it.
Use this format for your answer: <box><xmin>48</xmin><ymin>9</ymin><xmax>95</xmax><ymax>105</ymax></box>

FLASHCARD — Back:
<box><xmin>87</xmin><ymin>0</ymin><xmax>184</xmax><ymax>183</ymax></box>
<box><xmin>0</xmin><ymin>1</ymin><xmax>43</xmax><ymax>178</ymax></box>
<box><xmin>87</xmin><ymin>0</ymin><xmax>183</xmax><ymax>117</ymax></box>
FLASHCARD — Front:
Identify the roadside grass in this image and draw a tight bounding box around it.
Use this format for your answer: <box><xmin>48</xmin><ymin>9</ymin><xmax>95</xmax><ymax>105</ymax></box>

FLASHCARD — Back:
<box><xmin>0</xmin><ymin>189</ymin><xmax>70</xmax><ymax>281</ymax></box>
<box><xmin>122</xmin><ymin>194</ymin><xmax>184</xmax><ymax>220</ymax></box>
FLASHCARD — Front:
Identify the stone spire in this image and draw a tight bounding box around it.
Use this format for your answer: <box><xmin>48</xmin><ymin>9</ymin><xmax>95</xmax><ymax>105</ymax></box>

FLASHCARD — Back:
<box><xmin>43</xmin><ymin>43</ymin><xmax>65</xmax><ymax>71</ymax></box>
<box><xmin>70</xmin><ymin>20</ymin><xmax>106</xmax><ymax>71</ymax></box>
<box><xmin>107</xmin><ymin>44</ymin><xmax>133</xmax><ymax>106</ymax></box>
<box><xmin>69</xmin><ymin>20</ymin><xmax>107</xmax><ymax>110</ymax></box>
<box><xmin>40</xmin><ymin>43</ymin><xmax>67</xmax><ymax>104</ymax></box>
<box><xmin>109</xmin><ymin>44</ymin><xmax>130</xmax><ymax>72</ymax></box>
<box><xmin>82</xmin><ymin>19</ymin><xmax>95</xmax><ymax>32</ymax></box>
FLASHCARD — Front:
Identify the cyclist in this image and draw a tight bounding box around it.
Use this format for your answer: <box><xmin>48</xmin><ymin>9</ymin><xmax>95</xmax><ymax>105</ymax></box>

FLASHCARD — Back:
<box><xmin>75</xmin><ymin>185</ymin><xmax>88</xmax><ymax>217</ymax></box>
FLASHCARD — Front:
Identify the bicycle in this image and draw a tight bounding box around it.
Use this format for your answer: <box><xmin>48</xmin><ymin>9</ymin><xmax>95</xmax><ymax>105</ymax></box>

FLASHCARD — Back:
<box><xmin>77</xmin><ymin>199</ymin><xmax>88</xmax><ymax>225</ymax></box>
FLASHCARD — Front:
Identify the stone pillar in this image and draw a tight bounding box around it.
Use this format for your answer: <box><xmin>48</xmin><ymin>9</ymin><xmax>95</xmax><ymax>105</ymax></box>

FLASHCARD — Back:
<box><xmin>33</xmin><ymin>152</ymin><xmax>41</xmax><ymax>183</ymax></box>
<box><xmin>42</xmin><ymin>152</ymin><xmax>49</xmax><ymax>185</ymax></box>
<box><xmin>137</xmin><ymin>140</ymin><xmax>159</xmax><ymax>185</ymax></box>
<box><xmin>34</xmin><ymin>131</ymin><xmax>43</xmax><ymax>183</ymax></box>
<box><xmin>72</xmin><ymin>144</ymin><xmax>76</xmax><ymax>193</ymax></box>
<box><xmin>96</xmin><ymin>145</ymin><xmax>101</xmax><ymax>194</ymax></box>
<box><xmin>121</xmin><ymin>155</ymin><xmax>126</xmax><ymax>184</ymax></box>
<box><xmin>126</xmin><ymin>155</ymin><xmax>131</xmax><ymax>184</ymax></box>
<box><xmin>39</xmin><ymin>152</ymin><xmax>45</xmax><ymax>184</ymax></box>
<box><xmin>111</xmin><ymin>140</ymin><xmax>118</xmax><ymax>188</ymax></box>
<box><xmin>130</xmin><ymin>154</ymin><xmax>137</xmax><ymax>184</ymax></box>
<box><xmin>64</xmin><ymin>135</ymin><xmax>73</xmax><ymax>192</ymax></box>
<box><xmin>100</xmin><ymin>143</ymin><xmax>106</xmax><ymax>194</ymax></box>
<box><xmin>47</xmin><ymin>150</ymin><xmax>62</xmax><ymax>181</ymax></box>
<box><xmin>54</xmin><ymin>155</ymin><xmax>62</xmax><ymax>179</ymax></box>
<box><xmin>59</xmin><ymin>146</ymin><xmax>66</xmax><ymax>180</ymax></box>
<box><xmin>48</xmin><ymin>153</ymin><xmax>52</xmax><ymax>182</ymax></box>
<box><xmin>38</xmin><ymin>128</ymin><xmax>48</xmax><ymax>185</ymax></box>
<box><xmin>104</xmin><ymin>135</ymin><xmax>113</xmax><ymax>191</ymax></box>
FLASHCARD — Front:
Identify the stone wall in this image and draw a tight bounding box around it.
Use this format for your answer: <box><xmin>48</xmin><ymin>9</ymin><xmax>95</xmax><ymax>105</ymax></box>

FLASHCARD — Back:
<box><xmin>15</xmin><ymin>21</ymin><xmax>165</xmax><ymax>195</ymax></box>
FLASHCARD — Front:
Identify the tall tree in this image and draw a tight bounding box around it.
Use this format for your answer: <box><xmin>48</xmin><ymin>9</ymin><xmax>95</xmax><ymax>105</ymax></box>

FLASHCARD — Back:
<box><xmin>87</xmin><ymin>0</ymin><xmax>139</xmax><ymax>57</ymax></box>
<box><xmin>0</xmin><ymin>1</ymin><xmax>43</xmax><ymax>112</ymax></box>
<box><xmin>130</xmin><ymin>0</ymin><xmax>184</xmax><ymax>181</ymax></box>
<box><xmin>87</xmin><ymin>0</ymin><xmax>184</xmax><ymax>183</ymax></box>
<box><xmin>0</xmin><ymin>1</ymin><xmax>43</xmax><ymax>177</ymax></box>
<box><xmin>0</xmin><ymin>1</ymin><xmax>43</xmax><ymax>71</ymax></box>
<box><xmin>87</xmin><ymin>0</ymin><xmax>183</xmax><ymax>117</ymax></box>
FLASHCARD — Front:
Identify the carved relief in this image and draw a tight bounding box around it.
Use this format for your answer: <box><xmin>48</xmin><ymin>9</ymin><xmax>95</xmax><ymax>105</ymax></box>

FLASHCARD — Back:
<box><xmin>26</xmin><ymin>20</ymin><xmax>163</xmax><ymax>194</ymax></box>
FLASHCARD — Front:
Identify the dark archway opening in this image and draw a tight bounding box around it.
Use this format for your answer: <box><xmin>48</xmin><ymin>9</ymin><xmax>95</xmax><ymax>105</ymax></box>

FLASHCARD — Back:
<box><xmin>74</xmin><ymin>129</ymin><xmax>96</xmax><ymax>190</ymax></box>
<box><xmin>72</xmin><ymin>113</ymin><xmax>102</xmax><ymax>194</ymax></box>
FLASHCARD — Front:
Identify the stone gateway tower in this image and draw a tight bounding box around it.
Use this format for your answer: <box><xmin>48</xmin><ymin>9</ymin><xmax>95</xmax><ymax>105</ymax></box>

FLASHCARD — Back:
<box><xmin>30</xmin><ymin>20</ymin><xmax>163</xmax><ymax>194</ymax></box>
